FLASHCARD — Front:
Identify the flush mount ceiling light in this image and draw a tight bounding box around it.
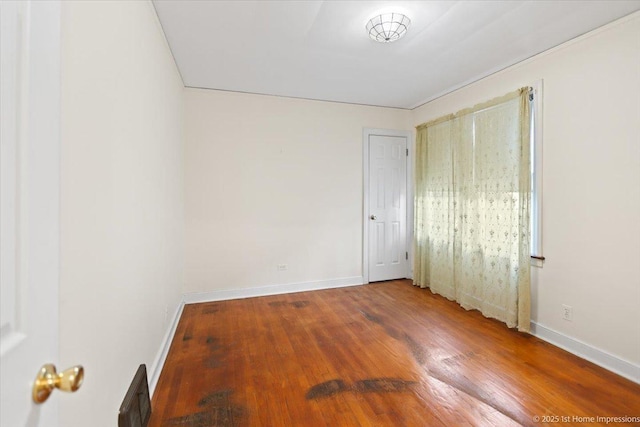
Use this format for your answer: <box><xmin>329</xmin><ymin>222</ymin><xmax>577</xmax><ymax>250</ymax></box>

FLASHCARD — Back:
<box><xmin>366</xmin><ymin>13</ymin><xmax>411</xmax><ymax>43</ymax></box>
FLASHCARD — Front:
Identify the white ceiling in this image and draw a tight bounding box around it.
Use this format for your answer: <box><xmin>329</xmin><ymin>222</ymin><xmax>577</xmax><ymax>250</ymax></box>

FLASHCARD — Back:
<box><xmin>153</xmin><ymin>1</ymin><xmax>640</xmax><ymax>109</ymax></box>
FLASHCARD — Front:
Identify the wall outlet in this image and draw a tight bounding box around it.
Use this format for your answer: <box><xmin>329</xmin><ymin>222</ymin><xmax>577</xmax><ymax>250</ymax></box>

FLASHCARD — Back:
<box><xmin>277</xmin><ymin>264</ymin><xmax>288</xmax><ymax>271</ymax></box>
<box><xmin>562</xmin><ymin>304</ymin><xmax>573</xmax><ymax>321</ymax></box>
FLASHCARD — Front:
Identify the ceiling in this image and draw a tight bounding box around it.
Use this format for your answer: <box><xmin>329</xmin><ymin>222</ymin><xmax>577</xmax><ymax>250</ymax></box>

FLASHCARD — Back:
<box><xmin>153</xmin><ymin>1</ymin><xmax>640</xmax><ymax>109</ymax></box>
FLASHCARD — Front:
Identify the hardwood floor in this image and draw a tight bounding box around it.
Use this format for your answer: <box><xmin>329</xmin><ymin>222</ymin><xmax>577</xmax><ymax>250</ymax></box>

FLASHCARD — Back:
<box><xmin>149</xmin><ymin>280</ymin><xmax>640</xmax><ymax>426</ymax></box>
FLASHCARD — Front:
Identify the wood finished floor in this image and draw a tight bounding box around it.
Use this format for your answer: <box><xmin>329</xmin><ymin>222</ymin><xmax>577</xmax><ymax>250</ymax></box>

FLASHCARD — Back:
<box><xmin>149</xmin><ymin>280</ymin><xmax>640</xmax><ymax>427</ymax></box>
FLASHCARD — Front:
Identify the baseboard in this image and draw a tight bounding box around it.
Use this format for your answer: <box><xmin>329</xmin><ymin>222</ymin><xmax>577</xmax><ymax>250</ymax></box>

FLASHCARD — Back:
<box><xmin>530</xmin><ymin>321</ymin><xmax>640</xmax><ymax>384</ymax></box>
<box><xmin>148</xmin><ymin>300</ymin><xmax>185</xmax><ymax>396</ymax></box>
<box><xmin>182</xmin><ymin>276</ymin><xmax>365</xmax><ymax>304</ymax></box>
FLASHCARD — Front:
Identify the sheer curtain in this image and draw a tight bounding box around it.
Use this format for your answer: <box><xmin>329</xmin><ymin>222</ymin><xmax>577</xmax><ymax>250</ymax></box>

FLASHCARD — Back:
<box><xmin>414</xmin><ymin>88</ymin><xmax>531</xmax><ymax>332</ymax></box>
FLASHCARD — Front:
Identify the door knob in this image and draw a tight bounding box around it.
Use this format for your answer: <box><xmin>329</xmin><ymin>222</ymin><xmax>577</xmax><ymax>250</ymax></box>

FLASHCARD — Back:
<box><xmin>32</xmin><ymin>363</ymin><xmax>84</xmax><ymax>403</ymax></box>
<box><xmin>370</xmin><ymin>215</ymin><xmax>377</xmax><ymax>220</ymax></box>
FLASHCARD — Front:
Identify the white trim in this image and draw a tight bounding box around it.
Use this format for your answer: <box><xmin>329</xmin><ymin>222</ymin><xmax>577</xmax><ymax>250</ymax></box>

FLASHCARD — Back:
<box><xmin>183</xmin><ymin>276</ymin><xmax>364</xmax><ymax>305</ymax></box>
<box><xmin>362</xmin><ymin>130</ymin><xmax>370</xmax><ymax>284</ymax></box>
<box><xmin>362</xmin><ymin>128</ymin><xmax>412</xmax><ymax>284</ymax></box>
<box><xmin>406</xmin><ymin>128</ymin><xmax>415</xmax><ymax>280</ymax></box>
<box><xmin>530</xmin><ymin>79</ymin><xmax>544</xmax><ymax>260</ymax></box>
<box><xmin>530</xmin><ymin>321</ymin><xmax>640</xmax><ymax>384</ymax></box>
<box><xmin>148</xmin><ymin>300</ymin><xmax>185</xmax><ymax>395</ymax></box>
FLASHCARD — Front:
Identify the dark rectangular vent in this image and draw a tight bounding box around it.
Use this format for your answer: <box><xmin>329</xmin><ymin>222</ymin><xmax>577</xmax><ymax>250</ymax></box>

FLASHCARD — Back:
<box><xmin>118</xmin><ymin>364</ymin><xmax>151</xmax><ymax>427</ymax></box>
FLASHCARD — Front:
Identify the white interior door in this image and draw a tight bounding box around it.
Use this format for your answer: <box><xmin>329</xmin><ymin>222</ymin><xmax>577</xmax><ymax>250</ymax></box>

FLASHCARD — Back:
<box><xmin>367</xmin><ymin>134</ymin><xmax>408</xmax><ymax>282</ymax></box>
<box><xmin>1</xmin><ymin>1</ymin><xmax>61</xmax><ymax>426</ymax></box>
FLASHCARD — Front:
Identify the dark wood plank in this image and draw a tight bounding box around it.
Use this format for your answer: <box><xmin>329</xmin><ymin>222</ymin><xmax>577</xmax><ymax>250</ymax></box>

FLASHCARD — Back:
<box><xmin>149</xmin><ymin>280</ymin><xmax>640</xmax><ymax>427</ymax></box>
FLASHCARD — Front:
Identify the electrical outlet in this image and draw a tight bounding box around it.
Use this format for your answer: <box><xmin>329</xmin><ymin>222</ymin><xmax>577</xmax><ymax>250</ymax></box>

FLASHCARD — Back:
<box><xmin>562</xmin><ymin>304</ymin><xmax>573</xmax><ymax>321</ymax></box>
<box><xmin>277</xmin><ymin>264</ymin><xmax>288</xmax><ymax>271</ymax></box>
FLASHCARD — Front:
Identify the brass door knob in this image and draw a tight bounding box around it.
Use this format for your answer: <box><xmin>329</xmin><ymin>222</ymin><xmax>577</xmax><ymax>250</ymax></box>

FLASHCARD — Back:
<box><xmin>32</xmin><ymin>364</ymin><xmax>84</xmax><ymax>404</ymax></box>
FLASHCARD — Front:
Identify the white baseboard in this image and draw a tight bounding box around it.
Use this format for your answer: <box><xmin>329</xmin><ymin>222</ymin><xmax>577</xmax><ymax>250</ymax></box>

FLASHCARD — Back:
<box><xmin>148</xmin><ymin>300</ymin><xmax>185</xmax><ymax>396</ymax></box>
<box><xmin>182</xmin><ymin>276</ymin><xmax>364</xmax><ymax>304</ymax></box>
<box><xmin>530</xmin><ymin>321</ymin><xmax>640</xmax><ymax>384</ymax></box>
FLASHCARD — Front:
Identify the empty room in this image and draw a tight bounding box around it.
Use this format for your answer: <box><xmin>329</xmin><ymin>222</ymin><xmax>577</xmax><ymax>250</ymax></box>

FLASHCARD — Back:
<box><xmin>1</xmin><ymin>1</ymin><xmax>639</xmax><ymax>426</ymax></box>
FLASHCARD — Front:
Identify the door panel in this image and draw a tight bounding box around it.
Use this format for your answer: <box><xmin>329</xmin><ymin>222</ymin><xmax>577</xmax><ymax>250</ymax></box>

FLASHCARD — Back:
<box><xmin>1</xmin><ymin>1</ymin><xmax>61</xmax><ymax>426</ymax></box>
<box><xmin>368</xmin><ymin>134</ymin><xmax>407</xmax><ymax>282</ymax></box>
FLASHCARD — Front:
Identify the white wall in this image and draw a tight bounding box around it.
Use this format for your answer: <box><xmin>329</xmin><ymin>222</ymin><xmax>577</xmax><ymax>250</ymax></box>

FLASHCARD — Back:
<box><xmin>185</xmin><ymin>89</ymin><xmax>410</xmax><ymax>294</ymax></box>
<box><xmin>412</xmin><ymin>13</ymin><xmax>640</xmax><ymax>368</ymax></box>
<box><xmin>60</xmin><ymin>1</ymin><xmax>184</xmax><ymax>426</ymax></box>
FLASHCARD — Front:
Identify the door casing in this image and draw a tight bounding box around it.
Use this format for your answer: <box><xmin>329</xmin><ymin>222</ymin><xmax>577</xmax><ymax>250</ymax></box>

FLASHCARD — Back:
<box><xmin>362</xmin><ymin>128</ymin><xmax>414</xmax><ymax>284</ymax></box>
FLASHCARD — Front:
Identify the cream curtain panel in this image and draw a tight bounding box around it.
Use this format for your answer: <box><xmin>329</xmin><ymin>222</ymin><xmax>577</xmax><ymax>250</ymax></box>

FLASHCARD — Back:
<box><xmin>414</xmin><ymin>88</ymin><xmax>531</xmax><ymax>332</ymax></box>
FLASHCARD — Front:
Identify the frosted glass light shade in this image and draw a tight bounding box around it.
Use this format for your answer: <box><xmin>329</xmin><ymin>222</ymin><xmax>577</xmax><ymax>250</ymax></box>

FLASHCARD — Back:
<box><xmin>366</xmin><ymin>13</ymin><xmax>411</xmax><ymax>43</ymax></box>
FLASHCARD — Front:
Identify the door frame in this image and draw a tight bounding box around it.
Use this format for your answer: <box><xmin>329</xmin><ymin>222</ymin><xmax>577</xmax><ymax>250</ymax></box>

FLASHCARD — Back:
<box><xmin>362</xmin><ymin>128</ymin><xmax>414</xmax><ymax>284</ymax></box>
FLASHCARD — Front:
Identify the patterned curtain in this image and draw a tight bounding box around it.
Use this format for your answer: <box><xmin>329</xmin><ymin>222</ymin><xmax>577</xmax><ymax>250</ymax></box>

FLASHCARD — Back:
<box><xmin>414</xmin><ymin>88</ymin><xmax>531</xmax><ymax>332</ymax></box>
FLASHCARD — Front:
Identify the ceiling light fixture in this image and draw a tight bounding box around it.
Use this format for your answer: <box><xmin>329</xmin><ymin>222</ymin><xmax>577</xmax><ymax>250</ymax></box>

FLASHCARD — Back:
<box><xmin>366</xmin><ymin>13</ymin><xmax>411</xmax><ymax>43</ymax></box>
